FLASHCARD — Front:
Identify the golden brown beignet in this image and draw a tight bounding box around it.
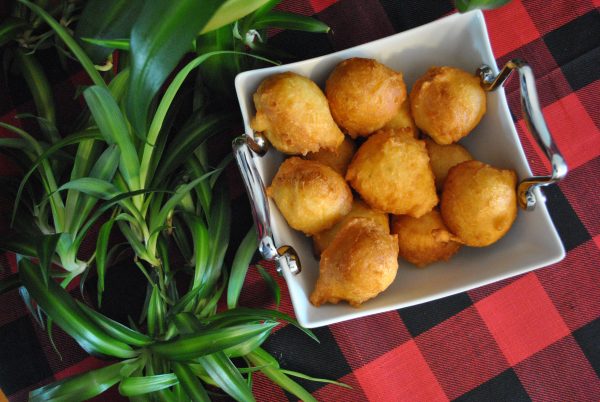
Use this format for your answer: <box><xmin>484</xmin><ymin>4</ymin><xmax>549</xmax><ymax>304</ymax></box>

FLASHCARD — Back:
<box><xmin>410</xmin><ymin>66</ymin><xmax>486</xmax><ymax>145</ymax></box>
<box><xmin>267</xmin><ymin>157</ymin><xmax>352</xmax><ymax>235</ymax></box>
<box><xmin>305</xmin><ymin>136</ymin><xmax>356</xmax><ymax>176</ymax></box>
<box><xmin>310</xmin><ymin>218</ymin><xmax>399</xmax><ymax>307</ymax></box>
<box><xmin>441</xmin><ymin>160</ymin><xmax>517</xmax><ymax>247</ymax></box>
<box><xmin>326</xmin><ymin>58</ymin><xmax>407</xmax><ymax>137</ymax></box>
<box><xmin>251</xmin><ymin>72</ymin><xmax>344</xmax><ymax>155</ymax></box>
<box><xmin>391</xmin><ymin>209</ymin><xmax>461</xmax><ymax>267</ymax></box>
<box><xmin>424</xmin><ymin>137</ymin><xmax>473</xmax><ymax>191</ymax></box>
<box><xmin>382</xmin><ymin>98</ymin><xmax>417</xmax><ymax>137</ymax></box>
<box><xmin>346</xmin><ymin>129</ymin><xmax>438</xmax><ymax>217</ymax></box>
<box><xmin>313</xmin><ymin>199</ymin><xmax>389</xmax><ymax>255</ymax></box>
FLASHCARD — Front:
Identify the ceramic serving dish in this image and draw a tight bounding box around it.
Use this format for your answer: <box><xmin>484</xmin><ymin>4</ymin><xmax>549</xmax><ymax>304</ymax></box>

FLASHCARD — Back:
<box><xmin>233</xmin><ymin>10</ymin><xmax>567</xmax><ymax>328</ymax></box>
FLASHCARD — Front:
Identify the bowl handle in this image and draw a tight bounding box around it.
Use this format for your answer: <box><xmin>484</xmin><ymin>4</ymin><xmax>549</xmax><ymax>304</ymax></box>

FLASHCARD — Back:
<box><xmin>233</xmin><ymin>133</ymin><xmax>301</xmax><ymax>275</ymax></box>
<box><xmin>477</xmin><ymin>59</ymin><xmax>568</xmax><ymax>210</ymax></box>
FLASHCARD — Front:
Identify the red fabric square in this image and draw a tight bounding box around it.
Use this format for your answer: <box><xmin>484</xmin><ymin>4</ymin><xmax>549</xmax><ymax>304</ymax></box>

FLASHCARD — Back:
<box><xmin>310</xmin><ymin>0</ymin><xmax>338</xmax><ymax>13</ymax></box>
<box><xmin>595</xmin><ymin>234</ymin><xmax>600</xmax><ymax>250</ymax></box>
<box><xmin>537</xmin><ymin>240</ymin><xmax>600</xmax><ymax>331</ymax></box>
<box><xmin>484</xmin><ymin>1</ymin><xmax>540</xmax><ymax>58</ymax></box>
<box><xmin>475</xmin><ymin>273</ymin><xmax>570</xmax><ymax>366</ymax></box>
<box><xmin>354</xmin><ymin>340</ymin><xmax>448</xmax><ymax>402</ymax></box>
<box><xmin>522</xmin><ymin>0</ymin><xmax>595</xmax><ymax>35</ymax></box>
<box><xmin>330</xmin><ymin>311</ymin><xmax>411</xmax><ymax>370</ymax></box>
<box><xmin>515</xmin><ymin>335</ymin><xmax>600</xmax><ymax>400</ymax></box>
<box><xmin>252</xmin><ymin>372</ymin><xmax>288</xmax><ymax>402</ymax></box>
<box><xmin>416</xmin><ymin>307</ymin><xmax>509</xmax><ymax>399</ymax></box>
<box><xmin>543</xmin><ymin>93</ymin><xmax>600</xmax><ymax>170</ymax></box>
<box><xmin>53</xmin><ymin>356</ymin><xmax>110</xmax><ymax>380</ymax></box>
<box><xmin>577</xmin><ymin>79</ymin><xmax>600</xmax><ymax>130</ymax></box>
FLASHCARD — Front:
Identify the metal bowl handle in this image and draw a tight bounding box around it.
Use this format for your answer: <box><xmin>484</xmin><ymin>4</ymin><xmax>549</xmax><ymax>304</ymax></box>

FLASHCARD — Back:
<box><xmin>477</xmin><ymin>59</ymin><xmax>568</xmax><ymax>210</ymax></box>
<box><xmin>233</xmin><ymin>133</ymin><xmax>301</xmax><ymax>275</ymax></box>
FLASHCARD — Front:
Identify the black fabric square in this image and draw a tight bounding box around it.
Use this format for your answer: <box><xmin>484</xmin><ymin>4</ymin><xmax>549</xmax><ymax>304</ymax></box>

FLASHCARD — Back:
<box><xmin>0</xmin><ymin>315</ymin><xmax>52</xmax><ymax>395</ymax></box>
<box><xmin>398</xmin><ymin>292</ymin><xmax>473</xmax><ymax>337</ymax></box>
<box><xmin>380</xmin><ymin>0</ymin><xmax>454</xmax><ymax>32</ymax></box>
<box><xmin>543</xmin><ymin>11</ymin><xmax>600</xmax><ymax>91</ymax></box>
<box><xmin>543</xmin><ymin>184</ymin><xmax>591</xmax><ymax>252</ymax></box>
<box><xmin>261</xmin><ymin>325</ymin><xmax>351</xmax><ymax>394</ymax></box>
<box><xmin>268</xmin><ymin>28</ymin><xmax>334</xmax><ymax>62</ymax></box>
<box><xmin>455</xmin><ymin>368</ymin><xmax>531</xmax><ymax>402</ymax></box>
<box><xmin>573</xmin><ymin>317</ymin><xmax>600</xmax><ymax>378</ymax></box>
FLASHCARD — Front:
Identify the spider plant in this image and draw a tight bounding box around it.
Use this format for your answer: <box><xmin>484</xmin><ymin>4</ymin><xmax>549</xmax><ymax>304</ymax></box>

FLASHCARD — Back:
<box><xmin>0</xmin><ymin>0</ymin><xmax>342</xmax><ymax>400</ymax></box>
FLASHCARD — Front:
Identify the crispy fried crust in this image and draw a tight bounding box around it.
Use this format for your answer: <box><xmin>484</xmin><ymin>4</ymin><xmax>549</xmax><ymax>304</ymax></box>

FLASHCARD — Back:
<box><xmin>305</xmin><ymin>136</ymin><xmax>356</xmax><ymax>176</ymax></box>
<box><xmin>251</xmin><ymin>72</ymin><xmax>344</xmax><ymax>155</ymax></box>
<box><xmin>441</xmin><ymin>160</ymin><xmax>517</xmax><ymax>247</ymax></box>
<box><xmin>346</xmin><ymin>129</ymin><xmax>438</xmax><ymax>217</ymax></box>
<box><xmin>267</xmin><ymin>157</ymin><xmax>353</xmax><ymax>235</ymax></box>
<box><xmin>391</xmin><ymin>209</ymin><xmax>460</xmax><ymax>267</ymax></box>
<box><xmin>424</xmin><ymin>137</ymin><xmax>473</xmax><ymax>191</ymax></box>
<box><xmin>313</xmin><ymin>199</ymin><xmax>389</xmax><ymax>255</ymax></box>
<box><xmin>326</xmin><ymin>58</ymin><xmax>407</xmax><ymax>137</ymax></box>
<box><xmin>382</xmin><ymin>98</ymin><xmax>417</xmax><ymax>137</ymax></box>
<box><xmin>410</xmin><ymin>66</ymin><xmax>486</xmax><ymax>145</ymax></box>
<box><xmin>310</xmin><ymin>218</ymin><xmax>399</xmax><ymax>307</ymax></box>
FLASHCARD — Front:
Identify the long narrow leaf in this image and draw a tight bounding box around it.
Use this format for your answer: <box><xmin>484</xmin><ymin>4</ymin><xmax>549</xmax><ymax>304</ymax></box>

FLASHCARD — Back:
<box><xmin>198</xmin><ymin>352</ymin><xmax>255</xmax><ymax>402</ymax></box>
<box><xmin>0</xmin><ymin>17</ymin><xmax>28</xmax><ymax>46</ymax></box>
<box><xmin>18</xmin><ymin>0</ymin><xmax>106</xmax><ymax>87</ymax></box>
<box><xmin>247</xmin><ymin>347</ymin><xmax>317</xmax><ymax>402</ymax></box>
<box><xmin>119</xmin><ymin>374</ymin><xmax>178</xmax><ymax>397</ymax></box>
<box><xmin>83</xmin><ymin>86</ymin><xmax>140</xmax><ymax>192</ymax></box>
<box><xmin>127</xmin><ymin>0</ymin><xmax>223</xmax><ymax>134</ymax></box>
<box><xmin>172</xmin><ymin>362</ymin><xmax>210</xmax><ymax>402</ymax></box>
<box><xmin>257</xmin><ymin>264</ymin><xmax>280</xmax><ymax>308</ymax></box>
<box><xmin>19</xmin><ymin>258</ymin><xmax>137</xmax><ymax>358</ymax></box>
<box><xmin>95</xmin><ymin>217</ymin><xmax>114</xmax><ymax>307</ymax></box>
<box><xmin>280</xmin><ymin>369</ymin><xmax>352</xmax><ymax>389</ymax></box>
<box><xmin>253</xmin><ymin>11</ymin><xmax>330</xmax><ymax>32</ymax></box>
<box><xmin>227</xmin><ymin>227</ymin><xmax>257</xmax><ymax>309</ymax></box>
<box><xmin>36</xmin><ymin>233</ymin><xmax>61</xmax><ymax>286</ymax></box>
<box><xmin>201</xmin><ymin>0</ymin><xmax>272</xmax><ymax>33</ymax></box>
<box><xmin>81</xmin><ymin>37</ymin><xmax>131</xmax><ymax>51</ymax></box>
<box><xmin>57</xmin><ymin>177</ymin><xmax>120</xmax><ymax>200</ymax></box>
<box><xmin>150</xmin><ymin>322</ymin><xmax>277</xmax><ymax>361</ymax></box>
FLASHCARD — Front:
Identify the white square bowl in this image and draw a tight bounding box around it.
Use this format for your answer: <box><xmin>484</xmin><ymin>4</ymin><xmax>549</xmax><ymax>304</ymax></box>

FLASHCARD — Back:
<box><xmin>234</xmin><ymin>10</ymin><xmax>565</xmax><ymax>328</ymax></box>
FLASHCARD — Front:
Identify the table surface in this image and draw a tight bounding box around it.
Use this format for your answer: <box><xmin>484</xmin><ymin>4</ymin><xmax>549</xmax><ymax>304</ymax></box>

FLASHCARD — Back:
<box><xmin>1</xmin><ymin>0</ymin><xmax>599</xmax><ymax>401</ymax></box>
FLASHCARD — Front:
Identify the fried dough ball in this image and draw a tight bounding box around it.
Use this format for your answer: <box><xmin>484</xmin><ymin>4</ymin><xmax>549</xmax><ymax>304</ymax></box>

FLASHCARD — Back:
<box><xmin>251</xmin><ymin>72</ymin><xmax>344</xmax><ymax>155</ymax></box>
<box><xmin>441</xmin><ymin>160</ymin><xmax>517</xmax><ymax>247</ymax></box>
<box><xmin>267</xmin><ymin>157</ymin><xmax>352</xmax><ymax>235</ymax></box>
<box><xmin>425</xmin><ymin>137</ymin><xmax>473</xmax><ymax>191</ymax></box>
<box><xmin>382</xmin><ymin>98</ymin><xmax>417</xmax><ymax>137</ymax></box>
<box><xmin>326</xmin><ymin>58</ymin><xmax>407</xmax><ymax>138</ymax></box>
<box><xmin>410</xmin><ymin>66</ymin><xmax>486</xmax><ymax>145</ymax></box>
<box><xmin>310</xmin><ymin>218</ymin><xmax>399</xmax><ymax>307</ymax></box>
<box><xmin>305</xmin><ymin>136</ymin><xmax>356</xmax><ymax>176</ymax></box>
<box><xmin>346</xmin><ymin>129</ymin><xmax>438</xmax><ymax>217</ymax></box>
<box><xmin>391</xmin><ymin>210</ymin><xmax>460</xmax><ymax>267</ymax></box>
<box><xmin>313</xmin><ymin>199</ymin><xmax>389</xmax><ymax>255</ymax></box>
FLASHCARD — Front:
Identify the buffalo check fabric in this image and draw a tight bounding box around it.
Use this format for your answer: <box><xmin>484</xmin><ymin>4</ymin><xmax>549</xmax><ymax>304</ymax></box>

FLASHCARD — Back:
<box><xmin>1</xmin><ymin>0</ymin><xmax>599</xmax><ymax>400</ymax></box>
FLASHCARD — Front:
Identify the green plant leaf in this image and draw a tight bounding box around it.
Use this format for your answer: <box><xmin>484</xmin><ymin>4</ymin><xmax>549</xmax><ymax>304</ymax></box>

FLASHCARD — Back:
<box><xmin>201</xmin><ymin>0</ymin><xmax>272</xmax><ymax>34</ymax></box>
<box><xmin>77</xmin><ymin>301</ymin><xmax>152</xmax><ymax>347</ymax></box>
<box><xmin>247</xmin><ymin>347</ymin><xmax>317</xmax><ymax>402</ymax></box>
<box><xmin>199</xmin><ymin>352</ymin><xmax>255</xmax><ymax>402</ymax></box>
<box><xmin>279</xmin><ymin>369</ymin><xmax>352</xmax><ymax>389</ymax></box>
<box><xmin>203</xmin><ymin>307</ymin><xmax>317</xmax><ymax>343</ymax></box>
<box><xmin>19</xmin><ymin>258</ymin><xmax>137</xmax><ymax>358</ymax></box>
<box><xmin>18</xmin><ymin>0</ymin><xmax>106</xmax><ymax>87</ymax></box>
<box><xmin>0</xmin><ymin>17</ymin><xmax>28</xmax><ymax>47</ymax></box>
<box><xmin>455</xmin><ymin>0</ymin><xmax>512</xmax><ymax>11</ymax></box>
<box><xmin>257</xmin><ymin>264</ymin><xmax>280</xmax><ymax>308</ymax></box>
<box><xmin>14</xmin><ymin>49</ymin><xmax>58</xmax><ymax>143</ymax></box>
<box><xmin>172</xmin><ymin>362</ymin><xmax>211</xmax><ymax>402</ymax></box>
<box><xmin>36</xmin><ymin>233</ymin><xmax>61</xmax><ymax>286</ymax></box>
<box><xmin>75</xmin><ymin>0</ymin><xmax>142</xmax><ymax>62</ymax></box>
<box><xmin>119</xmin><ymin>374</ymin><xmax>178</xmax><ymax>397</ymax></box>
<box><xmin>0</xmin><ymin>232</ymin><xmax>40</xmax><ymax>258</ymax></box>
<box><xmin>227</xmin><ymin>227</ymin><xmax>257</xmax><ymax>309</ymax></box>
<box><xmin>147</xmin><ymin>284</ymin><xmax>165</xmax><ymax>336</ymax></box>
<box><xmin>253</xmin><ymin>11</ymin><xmax>330</xmax><ymax>32</ymax></box>
<box><xmin>83</xmin><ymin>86</ymin><xmax>140</xmax><ymax>192</ymax></box>
<box><xmin>186</xmin><ymin>213</ymin><xmax>209</xmax><ymax>293</ymax></box>
<box><xmin>57</xmin><ymin>177</ymin><xmax>120</xmax><ymax>200</ymax></box>
<box><xmin>126</xmin><ymin>0</ymin><xmax>223</xmax><ymax>134</ymax></box>
<box><xmin>150</xmin><ymin>322</ymin><xmax>277</xmax><ymax>361</ymax></box>
<box><xmin>94</xmin><ymin>217</ymin><xmax>114</xmax><ymax>307</ymax></box>
<box><xmin>29</xmin><ymin>359</ymin><xmax>140</xmax><ymax>402</ymax></box>
<box><xmin>81</xmin><ymin>37</ymin><xmax>131</xmax><ymax>51</ymax></box>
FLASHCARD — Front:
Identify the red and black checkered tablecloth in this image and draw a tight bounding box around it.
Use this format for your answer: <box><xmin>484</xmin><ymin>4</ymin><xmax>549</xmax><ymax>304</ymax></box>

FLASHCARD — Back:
<box><xmin>1</xmin><ymin>0</ymin><xmax>599</xmax><ymax>401</ymax></box>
